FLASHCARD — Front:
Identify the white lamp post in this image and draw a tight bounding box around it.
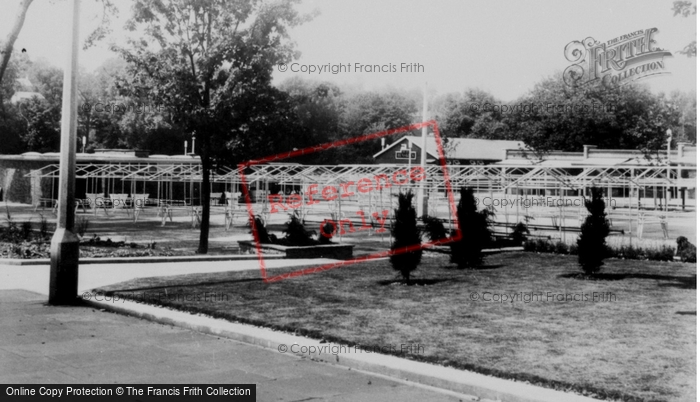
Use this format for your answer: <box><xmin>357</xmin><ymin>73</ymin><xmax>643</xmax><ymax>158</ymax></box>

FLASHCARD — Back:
<box><xmin>49</xmin><ymin>0</ymin><xmax>81</xmax><ymax>305</ymax></box>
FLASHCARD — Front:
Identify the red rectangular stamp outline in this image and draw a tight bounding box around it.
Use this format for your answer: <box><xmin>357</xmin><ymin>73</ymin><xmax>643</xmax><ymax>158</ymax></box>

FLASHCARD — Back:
<box><xmin>238</xmin><ymin>120</ymin><xmax>461</xmax><ymax>283</ymax></box>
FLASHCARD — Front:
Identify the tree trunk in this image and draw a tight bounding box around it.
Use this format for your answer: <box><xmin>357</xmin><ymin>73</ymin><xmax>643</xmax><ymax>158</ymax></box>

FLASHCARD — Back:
<box><xmin>0</xmin><ymin>0</ymin><xmax>34</xmax><ymax>100</ymax></box>
<box><xmin>197</xmin><ymin>132</ymin><xmax>211</xmax><ymax>254</ymax></box>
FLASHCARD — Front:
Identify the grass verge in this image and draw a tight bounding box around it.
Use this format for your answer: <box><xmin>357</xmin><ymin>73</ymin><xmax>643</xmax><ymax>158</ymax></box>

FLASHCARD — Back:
<box><xmin>94</xmin><ymin>252</ymin><xmax>696</xmax><ymax>402</ymax></box>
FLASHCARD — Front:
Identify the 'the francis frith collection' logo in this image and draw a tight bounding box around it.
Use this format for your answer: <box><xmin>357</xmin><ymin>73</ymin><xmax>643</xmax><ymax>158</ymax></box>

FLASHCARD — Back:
<box><xmin>563</xmin><ymin>28</ymin><xmax>673</xmax><ymax>87</ymax></box>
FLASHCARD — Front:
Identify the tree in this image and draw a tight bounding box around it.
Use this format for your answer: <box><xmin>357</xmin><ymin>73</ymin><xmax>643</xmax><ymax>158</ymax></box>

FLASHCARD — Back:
<box><xmin>215</xmin><ymin>78</ymin><xmax>304</xmax><ymax>167</ymax></box>
<box><xmin>510</xmin><ymin>222</ymin><xmax>530</xmax><ymax>245</ymax></box>
<box><xmin>81</xmin><ymin>57</ymin><xmax>163</xmax><ymax>152</ymax></box>
<box><xmin>117</xmin><ymin>0</ymin><xmax>311</xmax><ymax>254</ymax></box>
<box><xmin>0</xmin><ymin>54</ymin><xmax>20</xmax><ymax>106</ymax></box>
<box><xmin>0</xmin><ymin>103</ymin><xmax>28</xmax><ymax>154</ymax></box>
<box><xmin>76</xmin><ymin>67</ymin><xmax>107</xmax><ymax>148</ymax></box>
<box><xmin>115</xmin><ymin>106</ymin><xmax>184</xmax><ymax>153</ymax></box>
<box><xmin>334</xmin><ymin>89</ymin><xmax>417</xmax><ymax>163</ymax></box>
<box><xmin>442</xmin><ymin>88</ymin><xmax>507</xmax><ymax>140</ymax></box>
<box><xmin>450</xmin><ymin>187</ymin><xmax>493</xmax><ymax>268</ymax></box>
<box><xmin>0</xmin><ymin>0</ymin><xmax>117</xmax><ymax>101</ymax></box>
<box><xmin>577</xmin><ymin>187</ymin><xmax>610</xmax><ymax>275</ymax></box>
<box><xmin>17</xmin><ymin>96</ymin><xmax>61</xmax><ymax>152</ymax></box>
<box><xmin>667</xmin><ymin>90</ymin><xmax>697</xmax><ymax>143</ymax></box>
<box><xmin>422</xmin><ymin>215</ymin><xmax>447</xmax><ymax>241</ymax></box>
<box><xmin>26</xmin><ymin>59</ymin><xmax>63</xmax><ymax>106</ymax></box>
<box><xmin>672</xmin><ymin>1</ymin><xmax>697</xmax><ymax>57</ymax></box>
<box><xmin>278</xmin><ymin>77</ymin><xmax>342</xmax><ymax>163</ymax></box>
<box><xmin>390</xmin><ymin>191</ymin><xmax>422</xmax><ymax>283</ymax></box>
<box><xmin>5</xmin><ymin>58</ymin><xmax>63</xmax><ymax>152</ymax></box>
<box><xmin>437</xmin><ymin>88</ymin><xmax>517</xmax><ymax>159</ymax></box>
<box><xmin>0</xmin><ymin>0</ymin><xmax>34</xmax><ymax>105</ymax></box>
<box><xmin>505</xmin><ymin>74</ymin><xmax>679</xmax><ymax>155</ymax></box>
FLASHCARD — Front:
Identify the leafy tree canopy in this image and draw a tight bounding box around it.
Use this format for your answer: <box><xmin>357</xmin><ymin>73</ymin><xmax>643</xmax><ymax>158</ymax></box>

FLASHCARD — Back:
<box><xmin>504</xmin><ymin>74</ymin><xmax>680</xmax><ymax>154</ymax></box>
<box><xmin>115</xmin><ymin>0</ymin><xmax>312</xmax><ymax>253</ymax></box>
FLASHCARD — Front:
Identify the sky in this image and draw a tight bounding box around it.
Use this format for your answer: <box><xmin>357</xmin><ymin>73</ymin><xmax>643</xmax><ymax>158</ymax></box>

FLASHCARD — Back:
<box><xmin>1</xmin><ymin>0</ymin><xmax>696</xmax><ymax>101</ymax></box>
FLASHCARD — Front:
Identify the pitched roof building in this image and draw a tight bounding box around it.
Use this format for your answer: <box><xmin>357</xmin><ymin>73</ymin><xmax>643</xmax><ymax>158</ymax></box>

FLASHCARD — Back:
<box><xmin>373</xmin><ymin>135</ymin><xmax>524</xmax><ymax>165</ymax></box>
<box><xmin>10</xmin><ymin>76</ymin><xmax>46</xmax><ymax>104</ymax></box>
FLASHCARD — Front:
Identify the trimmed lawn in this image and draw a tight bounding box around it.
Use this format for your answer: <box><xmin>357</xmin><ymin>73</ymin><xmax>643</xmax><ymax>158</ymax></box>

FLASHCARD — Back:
<box><xmin>94</xmin><ymin>252</ymin><xmax>696</xmax><ymax>402</ymax></box>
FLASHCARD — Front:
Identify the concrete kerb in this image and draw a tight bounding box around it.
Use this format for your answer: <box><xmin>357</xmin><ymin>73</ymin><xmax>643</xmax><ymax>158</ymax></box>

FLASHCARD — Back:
<box><xmin>0</xmin><ymin>253</ymin><xmax>284</xmax><ymax>266</ymax></box>
<box><xmin>0</xmin><ymin>247</ymin><xmax>522</xmax><ymax>266</ymax></box>
<box><xmin>83</xmin><ymin>296</ymin><xmax>600</xmax><ymax>402</ymax></box>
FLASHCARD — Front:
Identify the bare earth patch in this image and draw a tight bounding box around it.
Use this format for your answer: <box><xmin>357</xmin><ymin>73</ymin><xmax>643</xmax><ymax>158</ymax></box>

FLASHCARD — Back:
<box><xmin>94</xmin><ymin>252</ymin><xmax>696</xmax><ymax>402</ymax></box>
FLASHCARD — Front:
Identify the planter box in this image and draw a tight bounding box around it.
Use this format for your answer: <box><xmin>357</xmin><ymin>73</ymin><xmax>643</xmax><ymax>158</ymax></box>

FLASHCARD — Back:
<box><xmin>238</xmin><ymin>241</ymin><xmax>354</xmax><ymax>260</ymax></box>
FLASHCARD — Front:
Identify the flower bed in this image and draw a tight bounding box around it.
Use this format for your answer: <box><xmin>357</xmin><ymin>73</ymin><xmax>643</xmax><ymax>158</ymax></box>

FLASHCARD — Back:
<box><xmin>1</xmin><ymin>236</ymin><xmax>193</xmax><ymax>260</ymax></box>
<box><xmin>237</xmin><ymin>240</ymin><xmax>353</xmax><ymax>259</ymax></box>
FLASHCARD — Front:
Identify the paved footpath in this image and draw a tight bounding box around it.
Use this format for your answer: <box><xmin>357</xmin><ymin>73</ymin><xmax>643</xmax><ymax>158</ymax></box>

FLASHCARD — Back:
<box><xmin>0</xmin><ymin>289</ymin><xmax>473</xmax><ymax>402</ymax></box>
<box><xmin>0</xmin><ymin>259</ymin><xmax>338</xmax><ymax>295</ymax></box>
<box><xmin>0</xmin><ymin>259</ymin><xmax>477</xmax><ymax>401</ymax></box>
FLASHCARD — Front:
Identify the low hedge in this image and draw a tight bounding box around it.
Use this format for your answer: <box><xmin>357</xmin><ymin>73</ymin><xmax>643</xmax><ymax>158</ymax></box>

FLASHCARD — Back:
<box><xmin>523</xmin><ymin>238</ymin><xmax>682</xmax><ymax>263</ymax></box>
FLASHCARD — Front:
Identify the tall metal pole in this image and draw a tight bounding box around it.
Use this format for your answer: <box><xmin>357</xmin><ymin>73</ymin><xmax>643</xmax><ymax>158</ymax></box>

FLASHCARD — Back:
<box><xmin>49</xmin><ymin>0</ymin><xmax>81</xmax><ymax>305</ymax></box>
<box><xmin>418</xmin><ymin>82</ymin><xmax>428</xmax><ymax>217</ymax></box>
<box><xmin>666</xmin><ymin>128</ymin><xmax>672</xmax><ymax>212</ymax></box>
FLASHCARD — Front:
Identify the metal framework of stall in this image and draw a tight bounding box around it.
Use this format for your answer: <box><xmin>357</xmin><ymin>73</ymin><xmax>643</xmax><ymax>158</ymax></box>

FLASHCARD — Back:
<box><xmin>26</xmin><ymin>158</ymin><xmax>696</xmax><ymax>243</ymax></box>
<box><xmin>30</xmin><ymin>160</ymin><xmax>696</xmax><ymax>202</ymax></box>
<box><xmin>29</xmin><ymin>162</ymin><xmax>213</xmax><ymax>204</ymax></box>
<box><xmin>229</xmin><ymin>161</ymin><xmax>695</xmax><ymax>242</ymax></box>
<box><xmin>236</xmin><ymin>163</ymin><xmax>696</xmax><ymax>194</ymax></box>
